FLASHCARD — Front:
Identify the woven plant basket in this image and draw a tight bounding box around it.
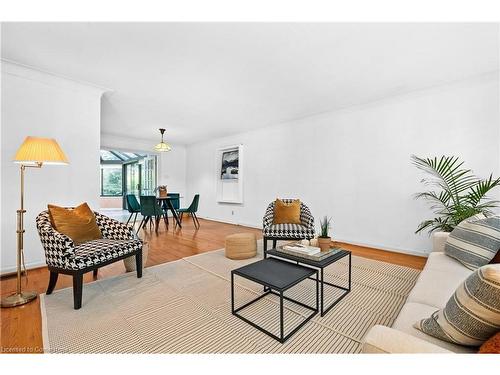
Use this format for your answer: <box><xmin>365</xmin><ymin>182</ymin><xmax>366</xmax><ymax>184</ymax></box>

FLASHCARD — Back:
<box><xmin>124</xmin><ymin>241</ymin><xmax>149</xmax><ymax>272</ymax></box>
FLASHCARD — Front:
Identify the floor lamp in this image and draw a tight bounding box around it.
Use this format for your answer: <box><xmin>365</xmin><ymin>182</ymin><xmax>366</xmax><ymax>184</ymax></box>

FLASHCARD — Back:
<box><xmin>1</xmin><ymin>136</ymin><xmax>69</xmax><ymax>308</ymax></box>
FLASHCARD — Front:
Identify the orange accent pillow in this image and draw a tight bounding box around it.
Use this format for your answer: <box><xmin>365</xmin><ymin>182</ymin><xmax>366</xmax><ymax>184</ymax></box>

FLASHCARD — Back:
<box><xmin>478</xmin><ymin>331</ymin><xmax>500</xmax><ymax>354</ymax></box>
<box><xmin>273</xmin><ymin>199</ymin><xmax>302</xmax><ymax>225</ymax></box>
<box><xmin>48</xmin><ymin>202</ymin><xmax>102</xmax><ymax>245</ymax></box>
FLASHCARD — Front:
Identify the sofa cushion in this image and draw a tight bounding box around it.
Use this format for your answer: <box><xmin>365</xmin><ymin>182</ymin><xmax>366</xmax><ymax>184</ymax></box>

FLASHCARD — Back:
<box><xmin>406</xmin><ymin>253</ymin><xmax>472</xmax><ymax>309</ymax></box>
<box><xmin>414</xmin><ymin>264</ymin><xmax>500</xmax><ymax>347</ymax></box>
<box><xmin>424</xmin><ymin>252</ymin><xmax>473</xmax><ymax>275</ymax></box>
<box><xmin>362</xmin><ymin>325</ymin><xmax>452</xmax><ymax>353</ymax></box>
<box><xmin>263</xmin><ymin>223</ymin><xmax>315</xmax><ymax>239</ymax></box>
<box><xmin>444</xmin><ymin>215</ymin><xmax>500</xmax><ymax>270</ymax></box>
<box><xmin>393</xmin><ymin>302</ymin><xmax>474</xmax><ymax>353</ymax></box>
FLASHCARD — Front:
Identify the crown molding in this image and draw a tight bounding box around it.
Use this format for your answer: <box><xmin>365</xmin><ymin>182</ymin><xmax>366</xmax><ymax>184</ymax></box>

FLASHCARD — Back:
<box><xmin>1</xmin><ymin>58</ymin><xmax>112</xmax><ymax>96</ymax></box>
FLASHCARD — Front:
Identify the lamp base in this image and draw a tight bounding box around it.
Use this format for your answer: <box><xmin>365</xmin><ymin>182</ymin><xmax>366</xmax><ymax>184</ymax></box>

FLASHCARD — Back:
<box><xmin>1</xmin><ymin>291</ymin><xmax>37</xmax><ymax>308</ymax></box>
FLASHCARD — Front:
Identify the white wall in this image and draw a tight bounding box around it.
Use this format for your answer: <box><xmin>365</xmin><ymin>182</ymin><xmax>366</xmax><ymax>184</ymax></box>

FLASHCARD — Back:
<box><xmin>100</xmin><ymin>132</ymin><xmax>187</xmax><ymax>196</ymax></box>
<box><xmin>186</xmin><ymin>73</ymin><xmax>500</xmax><ymax>256</ymax></box>
<box><xmin>1</xmin><ymin>61</ymin><xmax>104</xmax><ymax>273</ymax></box>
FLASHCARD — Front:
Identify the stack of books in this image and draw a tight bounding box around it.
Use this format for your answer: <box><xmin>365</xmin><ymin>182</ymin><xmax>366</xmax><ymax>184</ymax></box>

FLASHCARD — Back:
<box><xmin>278</xmin><ymin>242</ymin><xmax>342</xmax><ymax>261</ymax></box>
<box><xmin>282</xmin><ymin>243</ymin><xmax>321</xmax><ymax>255</ymax></box>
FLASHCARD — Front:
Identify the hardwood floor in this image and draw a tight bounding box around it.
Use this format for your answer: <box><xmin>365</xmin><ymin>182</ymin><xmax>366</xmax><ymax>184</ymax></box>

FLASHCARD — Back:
<box><xmin>0</xmin><ymin>216</ymin><xmax>426</xmax><ymax>353</ymax></box>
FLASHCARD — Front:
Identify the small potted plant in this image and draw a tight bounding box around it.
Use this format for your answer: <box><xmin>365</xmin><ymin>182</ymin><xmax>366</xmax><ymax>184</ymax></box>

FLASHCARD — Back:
<box><xmin>318</xmin><ymin>216</ymin><xmax>332</xmax><ymax>252</ymax></box>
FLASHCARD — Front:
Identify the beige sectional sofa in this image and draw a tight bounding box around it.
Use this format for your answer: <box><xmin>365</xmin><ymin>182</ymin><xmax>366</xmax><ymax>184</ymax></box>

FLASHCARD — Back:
<box><xmin>362</xmin><ymin>232</ymin><xmax>475</xmax><ymax>353</ymax></box>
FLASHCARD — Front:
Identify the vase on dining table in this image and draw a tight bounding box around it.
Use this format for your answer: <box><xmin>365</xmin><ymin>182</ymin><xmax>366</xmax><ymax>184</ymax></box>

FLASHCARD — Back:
<box><xmin>158</xmin><ymin>185</ymin><xmax>168</xmax><ymax>198</ymax></box>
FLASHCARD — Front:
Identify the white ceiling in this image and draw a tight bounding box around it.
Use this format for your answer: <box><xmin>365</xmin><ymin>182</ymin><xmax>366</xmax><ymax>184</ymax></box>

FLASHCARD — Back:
<box><xmin>2</xmin><ymin>23</ymin><xmax>499</xmax><ymax>144</ymax></box>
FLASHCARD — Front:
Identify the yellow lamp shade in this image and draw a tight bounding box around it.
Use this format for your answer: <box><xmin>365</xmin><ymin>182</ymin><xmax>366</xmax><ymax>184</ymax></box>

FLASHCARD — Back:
<box><xmin>13</xmin><ymin>136</ymin><xmax>69</xmax><ymax>165</ymax></box>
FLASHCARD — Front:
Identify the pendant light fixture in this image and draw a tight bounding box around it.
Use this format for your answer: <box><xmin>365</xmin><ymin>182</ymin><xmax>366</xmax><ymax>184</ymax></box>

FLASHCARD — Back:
<box><xmin>154</xmin><ymin>128</ymin><xmax>172</xmax><ymax>152</ymax></box>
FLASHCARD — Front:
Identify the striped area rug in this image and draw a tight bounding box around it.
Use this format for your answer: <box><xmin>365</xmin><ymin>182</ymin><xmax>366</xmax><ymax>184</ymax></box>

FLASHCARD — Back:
<box><xmin>40</xmin><ymin>242</ymin><xmax>420</xmax><ymax>353</ymax></box>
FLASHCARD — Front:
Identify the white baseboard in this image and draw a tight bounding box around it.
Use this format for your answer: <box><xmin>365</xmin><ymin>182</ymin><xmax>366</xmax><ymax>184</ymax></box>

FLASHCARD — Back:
<box><xmin>1</xmin><ymin>260</ymin><xmax>46</xmax><ymax>276</ymax></box>
<box><xmin>198</xmin><ymin>215</ymin><xmax>261</xmax><ymax>229</ymax></box>
<box><xmin>198</xmin><ymin>215</ymin><xmax>429</xmax><ymax>258</ymax></box>
<box><xmin>332</xmin><ymin>237</ymin><xmax>429</xmax><ymax>258</ymax></box>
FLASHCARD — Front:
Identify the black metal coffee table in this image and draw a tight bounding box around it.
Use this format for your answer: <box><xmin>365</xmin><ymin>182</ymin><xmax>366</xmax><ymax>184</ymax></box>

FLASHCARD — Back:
<box><xmin>265</xmin><ymin>247</ymin><xmax>351</xmax><ymax>316</ymax></box>
<box><xmin>231</xmin><ymin>258</ymin><xmax>319</xmax><ymax>343</ymax></box>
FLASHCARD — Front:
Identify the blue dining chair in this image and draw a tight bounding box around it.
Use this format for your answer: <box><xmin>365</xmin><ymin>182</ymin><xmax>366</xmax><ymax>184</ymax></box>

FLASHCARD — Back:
<box><xmin>177</xmin><ymin>194</ymin><xmax>200</xmax><ymax>229</ymax></box>
<box><xmin>167</xmin><ymin>193</ymin><xmax>180</xmax><ymax>208</ymax></box>
<box><xmin>125</xmin><ymin>194</ymin><xmax>141</xmax><ymax>227</ymax></box>
<box><xmin>138</xmin><ymin>196</ymin><xmax>167</xmax><ymax>233</ymax></box>
<box><xmin>163</xmin><ymin>193</ymin><xmax>179</xmax><ymax>227</ymax></box>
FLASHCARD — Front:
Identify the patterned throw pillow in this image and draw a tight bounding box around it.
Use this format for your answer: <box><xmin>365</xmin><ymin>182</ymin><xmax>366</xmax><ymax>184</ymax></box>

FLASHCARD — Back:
<box><xmin>414</xmin><ymin>264</ymin><xmax>500</xmax><ymax>347</ymax></box>
<box><xmin>444</xmin><ymin>215</ymin><xmax>500</xmax><ymax>270</ymax></box>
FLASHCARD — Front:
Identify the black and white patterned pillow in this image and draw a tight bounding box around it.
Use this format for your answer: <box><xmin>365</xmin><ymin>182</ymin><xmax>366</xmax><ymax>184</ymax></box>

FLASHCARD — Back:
<box><xmin>444</xmin><ymin>215</ymin><xmax>500</xmax><ymax>270</ymax></box>
<box><xmin>414</xmin><ymin>264</ymin><xmax>500</xmax><ymax>346</ymax></box>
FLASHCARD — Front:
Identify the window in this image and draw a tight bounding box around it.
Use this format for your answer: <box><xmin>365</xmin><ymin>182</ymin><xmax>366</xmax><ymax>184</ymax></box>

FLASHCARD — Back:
<box><xmin>140</xmin><ymin>156</ymin><xmax>157</xmax><ymax>195</ymax></box>
<box><xmin>101</xmin><ymin>165</ymin><xmax>123</xmax><ymax>196</ymax></box>
<box><xmin>99</xmin><ymin>149</ymin><xmax>156</xmax><ymax>201</ymax></box>
<box><xmin>100</xmin><ymin>150</ymin><xmax>121</xmax><ymax>161</ymax></box>
<box><xmin>100</xmin><ymin>149</ymin><xmax>147</xmax><ymax>163</ymax></box>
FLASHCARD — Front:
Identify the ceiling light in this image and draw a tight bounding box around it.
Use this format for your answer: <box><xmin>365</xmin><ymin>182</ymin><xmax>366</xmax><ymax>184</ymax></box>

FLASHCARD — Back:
<box><xmin>154</xmin><ymin>128</ymin><xmax>171</xmax><ymax>152</ymax></box>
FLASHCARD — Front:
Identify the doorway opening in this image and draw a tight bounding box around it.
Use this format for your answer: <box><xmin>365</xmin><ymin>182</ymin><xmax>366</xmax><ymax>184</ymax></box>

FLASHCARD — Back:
<box><xmin>99</xmin><ymin>149</ymin><xmax>157</xmax><ymax>209</ymax></box>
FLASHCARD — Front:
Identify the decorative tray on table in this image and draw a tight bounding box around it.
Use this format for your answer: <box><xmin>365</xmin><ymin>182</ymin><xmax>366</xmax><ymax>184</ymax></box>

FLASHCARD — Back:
<box><xmin>276</xmin><ymin>242</ymin><xmax>342</xmax><ymax>261</ymax></box>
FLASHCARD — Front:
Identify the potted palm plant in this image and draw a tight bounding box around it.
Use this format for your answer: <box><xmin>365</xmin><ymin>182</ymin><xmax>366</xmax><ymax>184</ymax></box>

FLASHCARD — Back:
<box><xmin>412</xmin><ymin>155</ymin><xmax>500</xmax><ymax>235</ymax></box>
<box><xmin>318</xmin><ymin>216</ymin><xmax>332</xmax><ymax>252</ymax></box>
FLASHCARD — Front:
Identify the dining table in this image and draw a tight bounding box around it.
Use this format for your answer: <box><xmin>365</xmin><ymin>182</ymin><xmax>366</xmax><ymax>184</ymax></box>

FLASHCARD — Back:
<box><xmin>156</xmin><ymin>196</ymin><xmax>182</xmax><ymax>228</ymax></box>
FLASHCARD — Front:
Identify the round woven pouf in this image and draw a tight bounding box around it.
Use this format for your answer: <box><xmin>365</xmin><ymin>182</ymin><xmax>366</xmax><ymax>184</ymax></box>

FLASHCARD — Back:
<box><xmin>225</xmin><ymin>233</ymin><xmax>257</xmax><ymax>260</ymax></box>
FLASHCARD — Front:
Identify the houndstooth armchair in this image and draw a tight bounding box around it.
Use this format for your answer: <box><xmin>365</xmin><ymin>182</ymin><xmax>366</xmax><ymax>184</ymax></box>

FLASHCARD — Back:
<box><xmin>36</xmin><ymin>210</ymin><xmax>143</xmax><ymax>309</ymax></box>
<box><xmin>262</xmin><ymin>199</ymin><xmax>315</xmax><ymax>254</ymax></box>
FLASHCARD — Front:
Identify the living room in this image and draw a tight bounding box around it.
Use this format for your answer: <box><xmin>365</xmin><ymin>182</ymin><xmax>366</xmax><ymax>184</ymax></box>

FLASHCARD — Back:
<box><xmin>1</xmin><ymin>1</ymin><xmax>499</xmax><ymax>371</ymax></box>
